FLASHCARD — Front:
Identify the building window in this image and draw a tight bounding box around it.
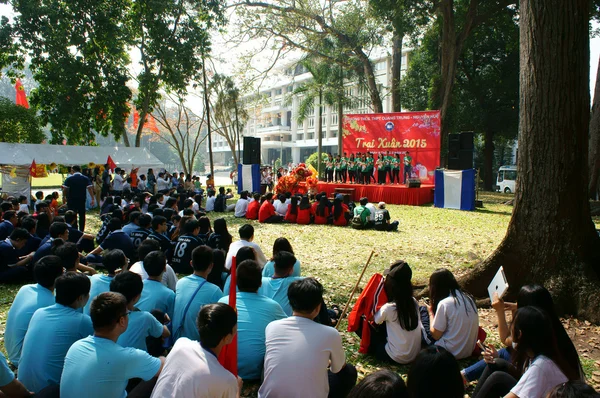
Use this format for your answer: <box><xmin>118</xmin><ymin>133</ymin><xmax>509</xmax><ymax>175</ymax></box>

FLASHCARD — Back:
<box><xmin>275</xmin><ymin>88</ymin><xmax>282</xmax><ymax>95</ymax></box>
<box><xmin>374</xmin><ymin>61</ymin><xmax>386</xmax><ymax>71</ymax></box>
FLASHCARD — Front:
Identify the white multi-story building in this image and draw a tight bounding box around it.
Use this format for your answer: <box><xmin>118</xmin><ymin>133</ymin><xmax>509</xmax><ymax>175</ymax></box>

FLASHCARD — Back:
<box><xmin>209</xmin><ymin>48</ymin><xmax>410</xmax><ymax>165</ymax></box>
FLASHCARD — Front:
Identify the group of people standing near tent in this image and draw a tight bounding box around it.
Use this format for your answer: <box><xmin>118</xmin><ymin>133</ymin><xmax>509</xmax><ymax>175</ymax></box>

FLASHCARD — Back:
<box><xmin>323</xmin><ymin>151</ymin><xmax>414</xmax><ymax>185</ymax></box>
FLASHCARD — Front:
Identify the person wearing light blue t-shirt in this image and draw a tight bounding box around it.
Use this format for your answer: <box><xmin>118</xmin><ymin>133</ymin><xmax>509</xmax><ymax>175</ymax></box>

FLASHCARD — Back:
<box><xmin>83</xmin><ymin>249</ymin><xmax>126</xmax><ymax>315</ymax></box>
<box><xmin>136</xmin><ymin>251</ymin><xmax>176</xmax><ymax>318</ymax></box>
<box><xmin>258</xmin><ymin>251</ymin><xmax>304</xmax><ymax>316</ymax></box>
<box><xmin>121</xmin><ymin>211</ymin><xmax>142</xmax><ymax>236</ymax></box>
<box><xmin>110</xmin><ymin>271</ymin><xmax>168</xmax><ymax>352</ymax></box>
<box><xmin>0</xmin><ymin>351</ymin><xmax>31</xmax><ymax>396</ymax></box>
<box><xmin>261</xmin><ymin>237</ymin><xmax>302</xmax><ymax>278</ymax></box>
<box><xmin>219</xmin><ymin>259</ymin><xmax>286</xmax><ymax>380</ymax></box>
<box><xmin>173</xmin><ymin>246</ymin><xmax>223</xmax><ymax>341</ymax></box>
<box><xmin>4</xmin><ymin>255</ymin><xmax>64</xmax><ymax>367</ymax></box>
<box><xmin>61</xmin><ymin>291</ymin><xmax>165</xmax><ymax>398</ymax></box>
<box><xmin>18</xmin><ymin>272</ymin><xmax>93</xmax><ymax>393</ymax></box>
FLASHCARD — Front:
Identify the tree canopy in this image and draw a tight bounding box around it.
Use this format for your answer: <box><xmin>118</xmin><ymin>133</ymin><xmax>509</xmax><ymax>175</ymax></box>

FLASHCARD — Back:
<box><xmin>0</xmin><ymin>96</ymin><xmax>44</xmax><ymax>144</ymax></box>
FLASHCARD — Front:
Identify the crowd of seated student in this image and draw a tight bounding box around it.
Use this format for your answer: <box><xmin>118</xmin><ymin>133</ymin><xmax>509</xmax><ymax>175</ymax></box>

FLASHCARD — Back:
<box><xmin>0</xmin><ymin>192</ymin><xmax>598</xmax><ymax>398</ymax></box>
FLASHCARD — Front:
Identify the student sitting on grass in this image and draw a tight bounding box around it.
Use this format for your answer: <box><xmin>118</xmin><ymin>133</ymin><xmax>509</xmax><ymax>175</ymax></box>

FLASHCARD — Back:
<box><xmin>0</xmin><ymin>228</ymin><xmax>35</xmax><ymax>283</ymax></box>
<box><xmin>172</xmin><ymin>246</ymin><xmax>223</xmax><ymax>341</ymax></box>
<box><xmin>4</xmin><ymin>255</ymin><xmax>64</xmax><ymax>368</ymax></box>
<box><xmin>332</xmin><ymin>196</ymin><xmax>350</xmax><ymax>227</ymax></box>
<box><xmin>150</xmin><ymin>303</ymin><xmax>241</xmax><ymax>398</ymax></box>
<box><xmin>313</xmin><ymin>196</ymin><xmax>330</xmax><ymax>225</ymax></box>
<box><xmin>259</xmin><ymin>277</ymin><xmax>357</xmax><ymax>398</ymax></box>
<box><xmin>296</xmin><ymin>196</ymin><xmax>313</xmax><ymax>225</ymax></box>
<box><xmin>129</xmin><ymin>239</ymin><xmax>178</xmax><ymax>292</ymax></box>
<box><xmin>371</xmin><ymin>261</ymin><xmax>425</xmax><ymax>364</ymax></box>
<box><xmin>245</xmin><ymin>193</ymin><xmax>261</xmax><ymax>220</ymax></box>
<box><xmin>136</xmin><ymin>251</ymin><xmax>175</xmax><ymax>319</ymax></box>
<box><xmin>88</xmin><ymin>217</ymin><xmax>135</xmax><ymax>263</ymax></box>
<box><xmin>262</xmin><ymin>237</ymin><xmax>301</xmax><ymax>278</ymax></box>
<box><xmin>461</xmin><ymin>284</ymin><xmax>583</xmax><ymax>384</ymax></box>
<box><xmin>64</xmin><ymin>210</ymin><xmax>95</xmax><ymax>253</ymax></box>
<box><xmin>84</xmin><ymin>249</ymin><xmax>127</xmax><ymax>315</ymax></box>
<box><xmin>60</xmin><ymin>292</ymin><xmax>165</xmax><ymax>398</ymax></box>
<box><xmin>110</xmin><ymin>271</ymin><xmax>170</xmax><ymax>352</ymax></box>
<box><xmin>225</xmin><ymin>224</ymin><xmax>268</xmax><ymax>270</ymax></box>
<box><xmin>347</xmin><ymin>369</ymin><xmax>408</xmax><ymax>398</ymax></box>
<box><xmin>53</xmin><ymin>241</ymin><xmax>96</xmax><ymax>275</ymax></box>
<box><xmin>33</xmin><ymin>222</ymin><xmax>69</xmax><ymax>263</ymax></box>
<box><xmin>258</xmin><ymin>193</ymin><xmax>284</xmax><ymax>223</ymax></box>
<box><xmin>0</xmin><ymin>352</ymin><xmax>32</xmax><ymax>397</ymax></box>
<box><xmin>426</xmin><ymin>268</ymin><xmax>479</xmax><ymax>360</ymax></box>
<box><xmin>15</xmin><ymin>216</ymin><xmax>41</xmax><ymax>257</ymax></box>
<box><xmin>219</xmin><ymin>259</ymin><xmax>286</xmax><ymax>381</ymax></box>
<box><xmin>171</xmin><ymin>219</ymin><xmax>203</xmax><ymax>274</ymax></box>
<box><xmin>407</xmin><ymin>345</ymin><xmax>465</xmax><ymax>398</ymax></box>
<box><xmin>284</xmin><ymin>196</ymin><xmax>299</xmax><ymax>223</ymax></box>
<box><xmin>351</xmin><ymin>197</ymin><xmax>373</xmax><ymax>229</ymax></box>
<box><xmin>472</xmin><ymin>306</ymin><xmax>580</xmax><ymax>398</ymax></box>
<box><xmin>258</xmin><ymin>251</ymin><xmax>304</xmax><ymax>316</ymax></box>
<box><xmin>546</xmin><ymin>381</ymin><xmax>600</xmax><ymax>398</ymax></box>
<box><xmin>18</xmin><ymin>272</ymin><xmax>93</xmax><ymax>393</ymax></box>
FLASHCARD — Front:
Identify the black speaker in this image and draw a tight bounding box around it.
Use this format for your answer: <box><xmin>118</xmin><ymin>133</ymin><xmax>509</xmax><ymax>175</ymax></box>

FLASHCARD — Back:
<box><xmin>448</xmin><ymin>132</ymin><xmax>474</xmax><ymax>170</ymax></box>
<box><xmin>406</xmin><ymin>179</ymin><xmax>421</xmax><ymax>188</ymax></box>
<box><xmin>243</xmin><ymin>137</ymin><xmax>261</xmax><ymax>165</ymax></box>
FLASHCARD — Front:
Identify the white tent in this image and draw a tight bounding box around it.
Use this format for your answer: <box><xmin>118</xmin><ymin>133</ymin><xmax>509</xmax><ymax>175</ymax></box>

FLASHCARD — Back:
<box><xmin>0</xmin><ymin>142</ymin><xmax>164</xmax><ymax>171</ymax></box>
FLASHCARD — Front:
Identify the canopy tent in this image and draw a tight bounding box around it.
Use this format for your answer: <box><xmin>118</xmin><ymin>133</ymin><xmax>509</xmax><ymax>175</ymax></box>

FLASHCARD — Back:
<box><xmin>0</xmin><ymin>142</ymin><xmax>164</xmax><ymax>171</ymax></box>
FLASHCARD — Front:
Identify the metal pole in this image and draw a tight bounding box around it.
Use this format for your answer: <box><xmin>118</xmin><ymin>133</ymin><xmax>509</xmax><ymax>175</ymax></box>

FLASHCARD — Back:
<box><xmin>280</xmin><ymin>134</ymin><xmax>283</xmax><ymax>165</ymax></box>
<box><xmin>202</xmin><ymin>54</ymin><xmax>214</xmax><ymax>180</ymax></box>
<box><xmin>235</xmin><ymin>100</ymin><xmax>241</xmax><ymax>166</ymax></box>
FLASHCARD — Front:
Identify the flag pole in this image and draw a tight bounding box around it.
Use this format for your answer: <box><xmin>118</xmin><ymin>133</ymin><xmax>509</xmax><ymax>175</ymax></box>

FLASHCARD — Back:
<box><xmin>335</xmin><ymin>250</ymin><xmax>375</xmax><ymax>330</ymax></box>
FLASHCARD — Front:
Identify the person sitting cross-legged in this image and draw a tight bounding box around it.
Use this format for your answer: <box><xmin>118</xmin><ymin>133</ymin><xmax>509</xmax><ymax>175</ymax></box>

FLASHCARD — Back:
<box><xmin>172</xmin><ymin>246</ymin><xmax>223</xmax><ymax>341</ymax></box>
<box><xmin>258</xmin><ymin>278</ymin><xmax>357</xmax><ymax>398</ymax></box>
<box><xmin>4</xmin><ymin>255</ymin><xmax>64</xmax><ymax>368</ymax></box>
<box><xmin>373</xmin><ymin>202</ymin><xmax>399</xmax><ymax>232</ymax></box>
<box><xmin>110</xmin><ymin>271</ymin><xmax>170</xmax><ymax>352</ymax></box>
<box><xmin>18</xmin><ymin>272</ymin><xmax>93</xmax><ymax>393</ymax></box>
<box><xmin>351</xmin><ymin>197</ymin><xmax>373</xmax><ymax>230</ymax></box>
<box><xmin>150</xmin><ymin>303</ymin><xmax>242</xmax><ymax>398</ymax></box>
<box><xmin>60</xmin><ymin>292</ymin><xmax>165</xmax><ymax>398</ymax></box>
<box><xmin>136</xmin><ymin>251</ymin><xmax>175</xmax><ymax>319</ymax></box>
<box><xmin>219</xmin><ymin>260</ymin><xmax>287</xmax><ymax>381</ymax></box>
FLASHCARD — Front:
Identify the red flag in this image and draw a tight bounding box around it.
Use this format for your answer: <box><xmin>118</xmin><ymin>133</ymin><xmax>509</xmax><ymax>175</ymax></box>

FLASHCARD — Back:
<box><xmin>107</xmin><ymin>156</ymin><xmax>117</xmax><ymax>172</ymax></box>
<box><xmin>29</xmin><ymin>159</ymin><xmax>37</xmax><ymax>177</ymax></box>
<box><xmin>218</xmin><ymin>256</ymin><xmax>238</xmax><ymax>376</ymax></box>
<box><xmin>15</xmin><ymin>79</ymin><xmax>29</xmax><ymax>109</ymax></box>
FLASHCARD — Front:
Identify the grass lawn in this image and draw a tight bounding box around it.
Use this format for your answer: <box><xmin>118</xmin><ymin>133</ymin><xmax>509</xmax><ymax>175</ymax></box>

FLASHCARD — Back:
<box><xmin>0</xmin><ymin>191</ymin><xmax>599</xmax><ymax>396</ymax></box>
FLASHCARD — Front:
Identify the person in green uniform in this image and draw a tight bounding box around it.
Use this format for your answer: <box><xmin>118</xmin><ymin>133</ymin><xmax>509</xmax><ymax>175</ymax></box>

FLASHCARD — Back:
<box><xmin>366</xmin><ymin>153</ymin><xmax>375</xmax><ymax>184</ymax></box>
<box><xmin>348</xmin><ymin>154</ymin><xmax>356</xmax><ymax>184</ymax></box>
<box><xmin>340</xmin><ymin>153</ymin><xmax>348</xmax><ymax>183</ymax></box>
<box><xmin>376</xmin><ymin>154</ymin><xmax>386</xmax><ymax>184</ymax></box>
<box><xmin>385</xmin><ymin>151</ymin><xmax>393</xmax><ymax>184</ymax></box>
<box><xmin>392</xmin><ymin>153</ymin><xmax>401</xmax><ymax>184</ymax></box>
<box><xmin>403</xmin><ymin>151</ymin><xmax>413</xmax><ymax>184</ymax></box>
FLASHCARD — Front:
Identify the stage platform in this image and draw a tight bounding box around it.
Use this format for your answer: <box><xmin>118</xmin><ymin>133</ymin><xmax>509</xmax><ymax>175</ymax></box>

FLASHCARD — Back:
<box><xmin>316</xmin><ymin>182</ymin><xmax>435</xmax><ymax>206</ymax></box>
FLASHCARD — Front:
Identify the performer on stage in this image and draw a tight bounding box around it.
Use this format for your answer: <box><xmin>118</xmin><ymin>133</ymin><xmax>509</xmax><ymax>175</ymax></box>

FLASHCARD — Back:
<box><xmin>360</xmin><ymin>155</ymin><xmax>369</xmax><ymax>185</ymax></box>
<box><xmin>366</xmin><ymin>152</ymin><xmax>376</xmax><ymax>184</ymax></box>
<box><xmin>348</xmin><ymin>154</ymin><xmax>356</xmax><ymax>184</ymax></box>
<box><xmin>385</xmin><ymin>151</ymin><xmax>393</xmax><ymax>184</ymax></box>
<box><xmin>340</xmin><ymin>153</ymin><xmax>348</xmax><ymax>183</ymax></box>
<box><xmin>403</xmin><ymin>151</ymin><xmax>413</xmax><ymax>184</ymax></box>
<box><xmin>376</xmin><ymin>154</ymin><xmax>386</xmax><ymax>185</ymax></box>
<box><xmin>334</xmin><ymin>155</ymin><xmax>342</xmax><ymax>183</ymax></box>
<box><xmin>392</xmin><ymin>153</ymin><xmax>401</xmax><ymax>184</ymax></box>
<box><xmin>326</xmin><ymin>154</ymin><xmax>334</xmax><ymax>183</ymax></box>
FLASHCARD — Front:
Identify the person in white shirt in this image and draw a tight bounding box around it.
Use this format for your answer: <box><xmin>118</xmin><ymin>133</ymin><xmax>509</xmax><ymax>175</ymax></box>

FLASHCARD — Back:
<box><xmin>274</xmin><ymin>194</ymin><xmax>288</xmax><ymax>217</ymax></box>
<box><xmin>150</xmin><ymin>303</ymin><xmax>241</xmax><ymax>398</ymax></box>
<box><xmin>138</xmin><ymin>175</ymin><xmax>147</xmax><ymax>192</ymax></box>
<box><xmin>471</xmin><ymin>306</ymin><xmax>579</xmax><ymax>398</ymax></box>
<box><xmin>156</xmin><ymin>173</ymin><xmax>171</xmax><ymax>193</ymax></box>
<box><xmin>373</xmin><ymin>261</ymin><xmax>425</xmax><ymax>364</ymax></box>
<box><xmin>234</xmin><ymin>191</ymin><xmax>249</xmax><ymax>218</ymax></box>
<box><xmin>205</xmin><ymin>190</ymin><xmax>216</xmax><ymax>212</ymax></box>
<box><xmin>427</xmin><ymin>268</ymin><xmax>479</xmax><ymax>360</ymax></box>
<box><xmin>258</xmin><ymin>278</ymin><xmax>356</xmax><ymax>398</ymax></box>
<box><xmin>365</xmin><ymin>201</ymin><xmax>377</xmax><ymax>222</ymax></box>
<box><xmin>225</xmin><ymin>224</ymin><xmax>267</xmax><ymax>270</ymax></box>
<box><xmin>128</xmin><ymin>239</ymin><xmax>178</xmax><ymax>291</ymax></box>
<box><xmin>112</xmin><ymin>169</ymin><xmax>125</xmax><ymax>193</ymax></box>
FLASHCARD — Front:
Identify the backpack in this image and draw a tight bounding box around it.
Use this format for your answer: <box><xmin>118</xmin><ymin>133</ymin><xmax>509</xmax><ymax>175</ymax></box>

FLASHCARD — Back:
<box><xmin>351</xmin><ymin>215</ymin><xmax>365</xmax><ymax>229</ymax></box>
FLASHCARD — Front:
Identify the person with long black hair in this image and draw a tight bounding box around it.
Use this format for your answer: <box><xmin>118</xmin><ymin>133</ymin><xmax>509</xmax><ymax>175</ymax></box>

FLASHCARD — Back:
<box><xmin>207</xmin><ymin>218</ymin><xmax>232</xmax><ymax>252</ymax></box>
<box><xmin>284</xmin><ymin>196</ymin><xmax>299</xmax><ymax>223</ymax></box>
<box><xmin>314</xmin><ymin>196</ymin><xmax>330</xmax><ymax>225</ymax></box>
<box><xmin>296</xmin><ymin>196</ymin><xmax>312</xmax><ymax>225</ymax></box>
<box><xmin>262</xmin><ymin>237</ymin><xmax>301</xmax><ymax>278</ymax></box>
<box><xmin>371</xmin><ymin>261</ymin><xmax>425</xmax><ymax>364</ymax></box>
<box><xmin>427</xmin><ymin>268</ymin><xmax>479</xmax><ymax>359</ymax></box>
<box><xmin>461</xmin><ymin>284</ymin><xmax>583</xmax><ymax>383</ymax></box>
<box><xmin>332</xmin><ymin>196</ymin><xmax>350</xmax><ymax>226</ymax></box>
<box><xmin>472</xmin><ymin>306</ymin><xmax>580</xmax><ymax>398</ymax></box>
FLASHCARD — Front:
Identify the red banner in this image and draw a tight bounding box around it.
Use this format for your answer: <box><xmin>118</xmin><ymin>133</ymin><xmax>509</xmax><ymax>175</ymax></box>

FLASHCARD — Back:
<box><xmin>342</xmin><ymin>111</ymin><xmax>441</xmax><ymax>183</ymax></box>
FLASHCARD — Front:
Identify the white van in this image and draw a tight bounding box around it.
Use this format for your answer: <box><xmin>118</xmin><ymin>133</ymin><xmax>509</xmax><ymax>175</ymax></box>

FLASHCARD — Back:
<box><xmin>496</xmin><ymin>165</ymin><xmax>517</xmax><ymax>193</ymax></box>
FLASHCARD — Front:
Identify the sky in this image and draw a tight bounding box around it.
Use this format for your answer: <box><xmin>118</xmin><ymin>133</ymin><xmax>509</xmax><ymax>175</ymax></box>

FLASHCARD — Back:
<box><xmin>2</xmin><ymin>4</ymin><xmax>600</xmax><ymax>98</ymax></box>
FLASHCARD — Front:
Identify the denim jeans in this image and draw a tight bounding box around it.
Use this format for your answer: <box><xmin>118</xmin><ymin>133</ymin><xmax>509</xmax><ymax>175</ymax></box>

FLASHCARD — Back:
<box><xmin>463</xmin><ymin>348</ymin><xmax>512</xmax><ymax>382</ymax></box>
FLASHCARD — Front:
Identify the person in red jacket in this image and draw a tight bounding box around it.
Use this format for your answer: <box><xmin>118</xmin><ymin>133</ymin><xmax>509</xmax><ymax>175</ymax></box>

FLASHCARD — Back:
<box><xmin>313</xmin><ymin>196</ymin><xmax>330</xmax><ymax>225</ymax></box>
<box><xmin>296</xmin><ymin>196</ymin><xmax>312</xmax><ymax>225</ymax></box>
<box><xmin>245</xmin><ymin>193</ymin><xmax>261</xmax><ymax>220</ymax></box>
<box><xmin>332</xmin><ymin>196</ymin><xmax>349</xmax><ymax>226</ymax></box>
<box><xmin>284</xmin><ymin>196</ymin><xmax>299</xmax><ymax>223</ymax></box>
<box><xmin>258</xmin><ymin>193</ymin><xmax>283</xmax><ymax>223</ymax></box>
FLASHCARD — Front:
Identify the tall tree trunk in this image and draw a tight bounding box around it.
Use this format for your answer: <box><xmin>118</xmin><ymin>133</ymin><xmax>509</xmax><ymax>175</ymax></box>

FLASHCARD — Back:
<box><xmin>317</xmin><ymin>91</ymin><xmax>323</xmax><ymax>179</ymax></box>
<box><xmin>483</xmin><ymin>129</ymin><xmax>495</xmax><ymax>191</ymax></box>
<box><xmin>589</xmin><ymin>56</ymin><xmax>600</xmax><ymax>199</ymax></box>
<box><xmin>122</xmin><ymin>131</ymin><xmax>131</xmax><ymax>147</ymax></box>
<box><xmin>355</xmin><ymin>48</ymin><xmax>384</xmax><ymax>113</ymax></box>
<box><xmin>338</xmin><ymin>98</ymin><xmax>343</xmax><ymax>154</ymax></box>
<box><xmin>391</xmin><ymin>33</ymin><xmax>403</xmax><ymax>112</ymax></box>
<box><xmin>461</xmin><ymin>0</ymin><xmax>600</xmax><ymax>321</ymax></box>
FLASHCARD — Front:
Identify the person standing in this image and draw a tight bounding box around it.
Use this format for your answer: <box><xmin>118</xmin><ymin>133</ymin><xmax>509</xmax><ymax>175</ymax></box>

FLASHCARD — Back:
<box><xmin>62</xmin><ymin>165</ymin><xmax>94</xmax><ymax>232</ymax></box>
<box><xmin>403</xmin><ymin>151</ymin><xmax>413</xmax><ymax>184</ymax></box>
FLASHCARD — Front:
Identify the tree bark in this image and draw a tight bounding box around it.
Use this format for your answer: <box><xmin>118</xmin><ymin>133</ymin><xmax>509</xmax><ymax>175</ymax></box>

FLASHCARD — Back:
<box><xmin>391</xmin><ymin>33</ymin><xmax>403</xmax><ymax>112</ymax></box>
<box><xmin>483</xmin><ymin>129</ymin><xmax>495</xmax><ymax>191</ymax></box>
<box><xmin>122</xmin><ymin>131</ymin><xmax>131</xmax><ymax>147</ymax></box>
<box><xmin>355</xmin><ymin>48</ymin><xmax>383</xmax><ymax>113</ymax></box>
<box><xmin>589</xmin><ymin>56</ymin><xmax>600</xmax><ymax>199</ymax></box>
<box><xmin>461</xmin><ymin>0</ymin><xmax>600</xmax><ymax>321</ymax></box>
